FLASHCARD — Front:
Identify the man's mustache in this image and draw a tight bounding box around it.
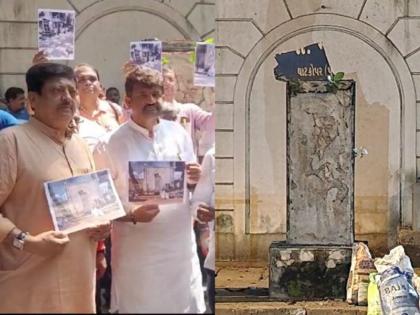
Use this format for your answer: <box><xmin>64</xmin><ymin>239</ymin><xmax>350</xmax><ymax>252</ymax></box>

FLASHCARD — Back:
<box><xmin>58</xmin><ymin>101</ymin><xmax>75</xmax><ymax>111</ymax></box>
<box><xmin>143</xmin><ymin>102</ymin><xmax>162</xmax><ymax>112</ymax></box>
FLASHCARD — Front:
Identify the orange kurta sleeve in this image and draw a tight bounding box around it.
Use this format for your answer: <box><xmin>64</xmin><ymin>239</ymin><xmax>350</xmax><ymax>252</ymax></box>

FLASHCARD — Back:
<box><xmin>0</xmin><ymin>131</ymin><xmax>18</xmax><ymax>241</ymax></box>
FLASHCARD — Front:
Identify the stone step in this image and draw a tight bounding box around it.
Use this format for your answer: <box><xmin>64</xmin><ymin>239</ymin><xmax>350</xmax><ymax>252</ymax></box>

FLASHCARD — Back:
<box><xmin>216</xmin><ymin>301</ymin><xmax>367</xmax><ymax>315</ymax></box>
<box><xmin>216</xmin><ymin>262</ymin><xmax>368</xmax><ymax>314</ymax></box>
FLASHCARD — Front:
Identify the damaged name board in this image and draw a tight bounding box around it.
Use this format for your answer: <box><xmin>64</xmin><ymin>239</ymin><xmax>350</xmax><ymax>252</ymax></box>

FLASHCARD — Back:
<box><xmin>274</xmin><ymin>43</ymin><xmax>332</xmax><ymax>81</ymax></box>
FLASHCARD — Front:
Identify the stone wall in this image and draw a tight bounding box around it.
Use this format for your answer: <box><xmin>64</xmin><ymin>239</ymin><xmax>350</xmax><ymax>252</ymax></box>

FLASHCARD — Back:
<box><xmin>163</xmin><ymin>50</ymin><xmax>215</xmax><ymax>110</ymax></box>
<box><xmin>215</xmin><ymin>0</ymin><xmax>419</xmax><ymax>261</ymax></box>
<box><xmin>269</xmin><ymin>244</ymin><xmax>352</xmax><ymax>299</ymax></box>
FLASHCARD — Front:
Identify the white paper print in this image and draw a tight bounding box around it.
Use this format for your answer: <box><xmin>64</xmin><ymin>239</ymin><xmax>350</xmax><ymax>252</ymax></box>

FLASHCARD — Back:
<box><xmin>194</xmin><ymin>43</ymin><xmax>215</xmax><ymax>87</ymax></box>
<box><xmin>128</xmin><ymin>161</ymin><xmax>186</xmax><ymax>205</ymax></box>
<box><xmin>38</xmin><ymin>9</ymin><xmax>75</xmax><ymax>60</ymax></box>
<box><xmin>44</xmin><ymin>170</ymin><xmax>125</xmax><ymax>234</ymax></box>
<box><xmin>130</xmin><ymin>41</ymin><xmax>162</xmax><ymax>72</ymax></box>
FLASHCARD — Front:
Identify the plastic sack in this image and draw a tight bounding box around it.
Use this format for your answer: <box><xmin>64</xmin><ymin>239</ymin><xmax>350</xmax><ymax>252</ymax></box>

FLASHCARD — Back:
<box><xmin>413</xmin><ymin>274</ymin><xmax>420</xmax><ymax>309</ymax></box>
<box><xmin>377</xmin><ymin>267</ymin><xmax>420</xmax><ymax>315</ymax></box>
<box><xmin>367</xmin><ymin>272</ymin><xmax>382</xmax><ymax>315</ymax></box>
<box><xmin>374</xmin><ymin>245</ymin><xmax>414</xmax><ymax>275</ymax></box>
<box><xmin>347</xmin><ymin>243</ymin><xmax>358</xmax><ymax>304</ymax></box>
<box><xmin>347</xmin><ymin>242</ymin><xmax>376</xmax><ymax>305</ymax></box>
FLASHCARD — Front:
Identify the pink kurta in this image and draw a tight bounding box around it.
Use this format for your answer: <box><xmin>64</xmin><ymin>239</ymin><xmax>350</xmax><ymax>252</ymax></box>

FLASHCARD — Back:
<box><xmin>0</xmin><ymin>118</ymin><xmax>97</xmax><ymax>313</ymax></box>
<box><xmin>160</xmin><ymin>101</ymin><xmax>215</xmax><ymax>158</ymax></box>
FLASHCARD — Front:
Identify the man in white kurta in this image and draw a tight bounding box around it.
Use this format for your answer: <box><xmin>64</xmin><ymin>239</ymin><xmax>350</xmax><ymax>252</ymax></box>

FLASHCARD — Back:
<box><xmin>191</xmin><ymin>147</ymin><xmax>215</xmax><ymax>313</ymax></box>
<box><xmin>94</xmin><ymin>65</ymin><xmax>205</xmax><ymax>313</ymax></box>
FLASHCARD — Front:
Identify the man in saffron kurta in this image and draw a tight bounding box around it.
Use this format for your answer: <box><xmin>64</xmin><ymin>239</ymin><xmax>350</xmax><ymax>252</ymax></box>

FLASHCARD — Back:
<box><xmin>0</xmin><ymin>63</ymin><xmax>109</xmax><ymax>313</ymax></box>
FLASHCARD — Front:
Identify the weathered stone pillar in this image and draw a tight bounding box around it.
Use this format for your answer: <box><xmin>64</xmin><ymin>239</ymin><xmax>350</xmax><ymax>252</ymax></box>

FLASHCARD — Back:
<box><xmin>269</xmin><ymin>80</ymin><xmax>355</xmax><ymax>300</ymax></box>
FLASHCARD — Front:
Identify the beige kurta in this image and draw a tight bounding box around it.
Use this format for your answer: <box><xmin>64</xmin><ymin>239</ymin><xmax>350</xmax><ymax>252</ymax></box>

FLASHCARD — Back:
<box><xmin>0</xmin><ymin>118</ymin><xmax>97</xmax><ymax>313</ymax></box>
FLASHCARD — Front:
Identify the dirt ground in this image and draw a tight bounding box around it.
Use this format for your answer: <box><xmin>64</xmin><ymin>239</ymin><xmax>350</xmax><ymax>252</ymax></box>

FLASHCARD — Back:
<box><xmin>216</xmin><ymin>262</ymin><xmax>420</xmax><ymax>289</ymax></box>
<box><xmin>216</xmin><ymin>261</ymin><xmax>269</xmax><ymax>288</ymax></box>
<box><xmin>215</xmin><ymin>263</ymin><xmax>420</xmax><ymax>314</ymax></box>
<box><xmin>216</xmin><ymin>301</ymin><xmax>367</xmax><ymax>315</ymax></box>
<box><xmin>215</xmin><ymin>262</ymin><xmax>366</xmax><ymax>314</ymax></box>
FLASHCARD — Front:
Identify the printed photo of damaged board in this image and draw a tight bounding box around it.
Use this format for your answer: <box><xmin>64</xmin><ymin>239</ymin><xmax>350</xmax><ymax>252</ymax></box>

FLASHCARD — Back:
<box><xmin>128</xmin><ymin>161</ymin><xmax>186</xmax><ymax>206</ymax></box>
<box><xmin>44</xmin><ymin>170</ymin><xmax>126</xmax><ymax>234</ymax></box>
<box><xmin>38</xmin><ymin>9</ymin><xmax>75</xmax><ymax>60</ymax></box>
<box><xmin>194</xmin><ymin>42</ymin><xmax>215</xmax><ymax>87</ymax></box>
<box><xmin>130</xmin><ymin>40</ymin><xmax>162</xmax><ymax>72</ymax></box>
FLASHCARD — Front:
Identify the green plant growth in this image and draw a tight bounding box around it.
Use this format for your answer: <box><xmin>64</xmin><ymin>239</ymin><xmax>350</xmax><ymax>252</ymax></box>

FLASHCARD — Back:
<box><xmin>203</xmin><ymin>38</ymin><xmax>215</xmax><ymax>44</ymax></box>
<box><xmin>189</xmin><ymin>50</ymin><xmax>196</xmax><ymax>64</ymax></box>
<box><xmin>327</xmin><ymin>71</ymin><xmax>344</xmax><ymax>92</ymax></box>
<box><xmin>189</xmin><ymin>37</ymin><xmax>215</xmax><ymax>64</ymax></box>
<box><xmin>162</xmin><ymin>55</ymin><xmax>170</xmax><ymax>65</ymax></box>
<box><xmin>288</xmin><ymin>79</ymin><xmax>301</xmax><ymax>96</ymax></box>
<box><xmin>287</xmin><ymin>280</ymin><xmax>303</xmax><ymax>297</ymax></box>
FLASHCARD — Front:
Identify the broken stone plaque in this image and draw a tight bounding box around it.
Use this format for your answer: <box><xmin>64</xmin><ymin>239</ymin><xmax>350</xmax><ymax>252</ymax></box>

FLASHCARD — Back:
<box><xmin>287</xmin><ymin>80</ymin><xmax>355</xmax><ymax>245</ymax></box>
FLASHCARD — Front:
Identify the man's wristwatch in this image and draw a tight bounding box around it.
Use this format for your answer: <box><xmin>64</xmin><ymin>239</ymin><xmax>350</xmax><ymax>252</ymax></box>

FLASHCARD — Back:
<box><xmin>12</xmin><ymin>231</ymin><xmax>28</xmax><ymax>250</ymax></box>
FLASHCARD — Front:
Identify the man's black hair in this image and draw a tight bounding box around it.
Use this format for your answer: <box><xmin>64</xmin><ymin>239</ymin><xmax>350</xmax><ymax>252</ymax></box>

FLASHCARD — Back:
<box><xmin>26</xmin><ymin>63</ymin><xmax>75</xmax><ymax>94</ymax></box>
<box><xmin>106</xmin><ymin>87</ymin><xmax>120</xmax><ymax>95</ymax></box>
<box><xmin>4</xmin><ymin>87</ymin><xmax>24</xmax><ymax>102</ymax></box>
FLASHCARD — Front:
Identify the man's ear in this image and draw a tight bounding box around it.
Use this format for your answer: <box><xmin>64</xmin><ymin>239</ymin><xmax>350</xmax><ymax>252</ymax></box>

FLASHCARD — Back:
<box><xmin>25</xmin><ymin>103</ymin><xmax>34</xmax><ymax>116</ymax></box>
<box><xmin>125</xmin><ymin>96</ymin><xmax>132</xmax><ymax>109</ymax></box>
<box><xmin>27</xmin><ymin>91</ymin><xmax>38</xmax><ymax>113</ymax></box>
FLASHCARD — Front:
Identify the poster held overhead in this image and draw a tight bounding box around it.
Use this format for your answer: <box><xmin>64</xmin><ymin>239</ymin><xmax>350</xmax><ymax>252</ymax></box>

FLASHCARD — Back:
<box><xmin>194</xmin><ymin>43</ymin><xmax>215</xmax><ymax>87</ymax></box>
<box><xmin>129</xmin><ymin>41</ymin><xmax>162</xmax><ymax>72</ymax></box>
<box><xmin>38</xmin><ymin>9</ymin><xmax>75</xmax><ymax>60</ymax></box>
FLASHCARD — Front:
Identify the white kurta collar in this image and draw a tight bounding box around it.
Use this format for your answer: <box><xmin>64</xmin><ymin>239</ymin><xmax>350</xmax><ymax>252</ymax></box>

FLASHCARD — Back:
<box><xmin>127</xmin><ymin>117</ymin><xmax>160</xmax><ymax>139</ymax></box>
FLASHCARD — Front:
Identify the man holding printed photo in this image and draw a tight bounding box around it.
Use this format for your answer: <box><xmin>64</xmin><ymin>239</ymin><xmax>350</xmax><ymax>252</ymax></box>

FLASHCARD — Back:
<box><xmin>0</xmin><ymin>63</ymin><xmax>110</xmax><ymax>313</ymax></box>
<box><xmin>94</xmin><ymin>64</ymin><xmax>205</xmax><ymax>313</ymax></box>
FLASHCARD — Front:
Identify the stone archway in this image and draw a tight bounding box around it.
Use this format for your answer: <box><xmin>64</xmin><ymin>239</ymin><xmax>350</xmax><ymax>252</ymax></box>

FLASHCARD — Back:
<box><xmin>75</xmin><ymin>0</ymin><xmax>201</xmax><ymax>41</ymax></box>
<box><xmin>233</xmin><ymin>14</ymin><xmax>416</xmax><ymax>248</ymax></box>
<box><xmin>70</xmin><ymin>0</ymin><xmax>202</xmax><ymax>93</ymax></box>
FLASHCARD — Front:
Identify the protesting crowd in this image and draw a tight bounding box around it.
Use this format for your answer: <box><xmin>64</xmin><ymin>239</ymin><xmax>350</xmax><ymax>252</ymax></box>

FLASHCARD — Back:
<box><xmin>0</xmin><ymin>46</ymin><xmax>216</xmax><ymax>313</ymax></box>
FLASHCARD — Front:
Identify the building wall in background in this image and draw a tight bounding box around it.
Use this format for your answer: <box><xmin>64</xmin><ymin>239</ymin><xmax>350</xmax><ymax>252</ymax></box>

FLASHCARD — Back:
<box><xmin>215</xmin><ymin>0</ymin><xmax>419</xmax><ymax>261</ymax></box>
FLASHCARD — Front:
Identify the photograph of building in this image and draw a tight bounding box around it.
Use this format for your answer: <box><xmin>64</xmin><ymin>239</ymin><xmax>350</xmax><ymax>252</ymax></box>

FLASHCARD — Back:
<box><xmin>128</xmin><ymin>161</ymin><xmax>185</xmax><ymax>205</ymax></box>
<box><xmin>45</xmin><ymin>170</ymin><xmax>125</xmax><ymax>233</ymax></box>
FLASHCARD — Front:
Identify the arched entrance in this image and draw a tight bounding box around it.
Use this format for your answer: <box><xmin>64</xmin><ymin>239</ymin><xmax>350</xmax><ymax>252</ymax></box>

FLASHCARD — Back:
<box><xmin>233</xmin><ymin>14</ymin><xmax>416</xmax><ymax>251</ymax></box>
